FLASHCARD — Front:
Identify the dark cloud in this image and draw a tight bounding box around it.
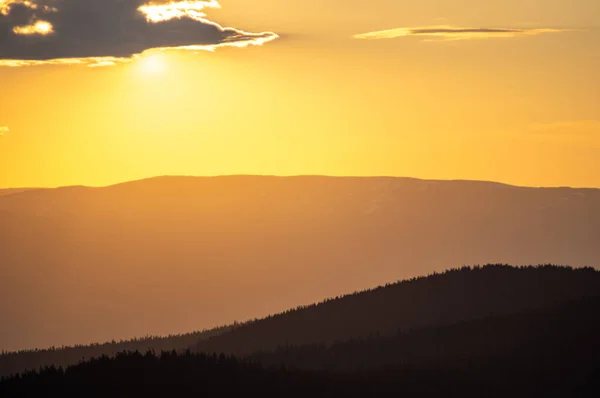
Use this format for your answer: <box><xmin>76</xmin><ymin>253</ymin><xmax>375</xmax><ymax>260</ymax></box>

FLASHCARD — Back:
<box><xmin>0</xmin><ymin>0</ymin><xmax>278</xmax><ymax>66</ymax></box>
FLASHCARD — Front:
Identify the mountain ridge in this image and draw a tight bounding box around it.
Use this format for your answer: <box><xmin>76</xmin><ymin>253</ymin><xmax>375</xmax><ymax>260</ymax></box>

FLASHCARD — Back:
<box><xmin>4</xmin><ymin>174</ymin><xmax>600</xmax><ymax>191</ymax></box>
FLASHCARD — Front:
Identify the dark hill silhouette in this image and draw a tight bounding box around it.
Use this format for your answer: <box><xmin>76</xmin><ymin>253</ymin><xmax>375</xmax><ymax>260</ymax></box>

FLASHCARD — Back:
<box><xmin>2</xmin><ymin>295</ymin><xmax>599</xmax><ymax>397</ymax></box>
<box><xmin>1</xmin><ymin>176</ymin><xmax>599</xmax><ymax>350</ymax></box>
<box><xmin>249</xmin><ymin>295</ymin><xmax>600</xmax><ymax>371</ymax></box>
<box><xmin>195</xmin><ymin>265</ymin><xmax>600</xmax><ymax>356</ymax></box>
<box><xmin>0</xmin><ymin>326</ymin><xmax>230</xmax><ymax>379</ymax></box>
<box><xmin>3</xmin><ymin>265</ymin><xmax>598</xmax><ymax>379</ymax></box>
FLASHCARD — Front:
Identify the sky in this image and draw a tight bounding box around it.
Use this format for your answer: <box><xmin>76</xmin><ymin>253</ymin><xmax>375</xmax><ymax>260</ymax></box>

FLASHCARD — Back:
<box><xmin>1</xmin><ymin>0</ymin><xmax>599</xmax><ymax>188</ymax></box>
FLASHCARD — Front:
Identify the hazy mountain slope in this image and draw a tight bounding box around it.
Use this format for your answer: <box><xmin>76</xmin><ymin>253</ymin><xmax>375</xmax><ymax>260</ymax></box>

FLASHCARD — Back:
<box><xmin>1</xmin><ymin>176</ymin><xmax>599</xmax><ymax>350</ymax></box>
<box><xmin>195</xmin><ymin>265</ymin><xmax>600</xmax><ymax>356</ymax></box>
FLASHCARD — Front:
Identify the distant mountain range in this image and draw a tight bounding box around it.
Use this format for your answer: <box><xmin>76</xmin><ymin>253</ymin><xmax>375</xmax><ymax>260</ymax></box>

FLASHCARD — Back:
<box><xmin>1</xmin><ymin>176</ymin><xmax>599</xmax><ymax>351</ymax></box>
<box><xmin>0</xmin><ymin>188</ymin><xmax>34</xmax><ymax>197</ymax></box>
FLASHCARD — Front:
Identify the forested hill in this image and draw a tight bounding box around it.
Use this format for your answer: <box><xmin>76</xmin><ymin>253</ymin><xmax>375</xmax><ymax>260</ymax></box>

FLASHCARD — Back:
<box><xmin>0</xmin><ymin>326</ymin><xmax>230</xmax><ymax>379</ymax></box>
<box><xmin>249</xmin><ymin>295</ymin><xmax>600</xmax><ymax>371</ymax></box>
<box><xmin>2</xmin><ymin>265</ymin><xmax>599</xmax><ymax>389</ymax></box>
<box><xmin>195</xmin><ymin>265</ymin><xmax>600</xmax><ymax>356</ymax></box>
<box><xmin>2</xmin><ymin>265</ymin><xmax>598</xmax><ymax>379</ymax></box>
<box><xmin>3</xmin><ymin>297</ymin><xmax>599</xmax><ymax>398</ymax></box>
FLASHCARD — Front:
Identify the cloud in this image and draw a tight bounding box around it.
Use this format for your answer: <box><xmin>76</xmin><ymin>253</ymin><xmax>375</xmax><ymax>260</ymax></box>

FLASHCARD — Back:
<box><xmin>0</xmin><ymin>0</ymin><xmax>278</xmax><ymax>67</ymax></box>
<box><xmin>354</xmin><ymin>25</ymin><xmax>564</xmax><ymax>41</ymax></box>
<box><xmin>0</xmin><ymin>126</ymin><xmax>8</xmax><ymax>136</ymax></box>
<box><xmin>0</xmin><ymin>1</ymin><xmax>56</xmax><ymax>16</ymax></box>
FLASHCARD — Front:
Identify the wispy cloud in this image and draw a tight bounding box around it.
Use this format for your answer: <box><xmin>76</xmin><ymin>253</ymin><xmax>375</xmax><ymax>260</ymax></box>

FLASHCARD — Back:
<box><xmin>0</xmin><ymin>0</ymin><xmax>279</xmax><ymax>67</ymax></box>
<box><xmin>354</xmin><ymin>25</ymin><xmax>565</xmax><ymax>41</ymax></box>
<box><xmin>0</xmin><ymin>126</ymin><xmax>8</xmax><ymax>136</ymax></box>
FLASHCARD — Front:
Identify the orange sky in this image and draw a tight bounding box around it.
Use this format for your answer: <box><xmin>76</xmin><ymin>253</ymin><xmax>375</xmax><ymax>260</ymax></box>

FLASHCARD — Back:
<box><xmin>1</xmin><ymin>0</ymin><xmax>599</xmax><ymax>188</ymax></box>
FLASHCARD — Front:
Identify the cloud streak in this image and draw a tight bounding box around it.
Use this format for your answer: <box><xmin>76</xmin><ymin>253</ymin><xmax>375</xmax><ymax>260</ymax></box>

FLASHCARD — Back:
<box><xmin>0</xmin><ymin>0</ymin><xmax>279</xmax><ymax>67</ymax></box>
<box><xmin>0</xmin><ymin>126</ymin><xmax>8</xmax><ymax>136</ymax></box>
<box><xmin>354</xmin><ymin>25</ymin><xmax>564</xmax><ymax>41</ymax></box>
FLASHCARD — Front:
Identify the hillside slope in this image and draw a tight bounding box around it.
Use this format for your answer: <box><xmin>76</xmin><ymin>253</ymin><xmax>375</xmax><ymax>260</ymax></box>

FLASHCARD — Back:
<box><xmin>194</xmin><ymin>265</ymin><xmax>600</xmax><ymax>355</ymax></box>
<box><xmin>3</xmin><ymin>265</ymin><xmax>598</xmax><ymax>378</ymax></box>
<box><xmin>249</xmin><ymin>295</ymin><xmax>600</xmax><ymax>371</ymax></box>
<box><xmin>3</xmin><ymin>297</ymin><xmax>599</xmax><ymax>397</ymax></box>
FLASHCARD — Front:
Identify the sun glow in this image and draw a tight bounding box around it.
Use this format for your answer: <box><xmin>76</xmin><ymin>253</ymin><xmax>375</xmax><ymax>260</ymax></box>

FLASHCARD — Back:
<box><xmin>12</xmin><ymin>20</ymin><xmax>54</xmax><ymax>35</ymax></box>
<box><xmin>139</xmin><ymin>53</ymin><xmax>167</xmax><ymax>75</ymax></box>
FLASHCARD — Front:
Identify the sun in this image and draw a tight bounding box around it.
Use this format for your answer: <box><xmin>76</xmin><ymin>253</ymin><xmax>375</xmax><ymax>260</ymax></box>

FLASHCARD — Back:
<box><xmin>139</xmin><ymin>53</ymin><xmax>167</xmax><ymax>76</ymax></box>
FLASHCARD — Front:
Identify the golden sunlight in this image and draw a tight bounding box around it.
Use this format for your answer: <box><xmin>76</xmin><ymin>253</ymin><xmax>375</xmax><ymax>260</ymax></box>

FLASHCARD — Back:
<box><xmin>138</xmin><ymin>0</ymin><xmax>221</xmax><ymax>23</ymax></box>
<box><xmin>12</xmin><ymin>20</ymin><xmax>54</xmax><ymax>36</ymax></box>
<box><xmin>139</xmin><ymin>53</ymin><xmax>167</xmax><ymax>75</ymax></box>
<box><xmin>1</xmin><ymin>0</ymin><xmax>41</xmax><ymax>16</ymax></box>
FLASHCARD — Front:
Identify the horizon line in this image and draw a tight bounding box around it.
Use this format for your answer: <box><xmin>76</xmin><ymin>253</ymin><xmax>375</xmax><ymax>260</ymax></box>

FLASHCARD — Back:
<box><xmin>2</xmin><ymin>174</ymin><xmax>599</xmax><ymax>191</ymax></box>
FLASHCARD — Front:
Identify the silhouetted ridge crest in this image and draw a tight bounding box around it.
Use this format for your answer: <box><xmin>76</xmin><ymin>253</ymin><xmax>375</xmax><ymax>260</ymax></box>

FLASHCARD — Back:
<box><xmin>195</xmin><ymin>265</ymin><xmax>600</xmax><ymax>355</ymax></box>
